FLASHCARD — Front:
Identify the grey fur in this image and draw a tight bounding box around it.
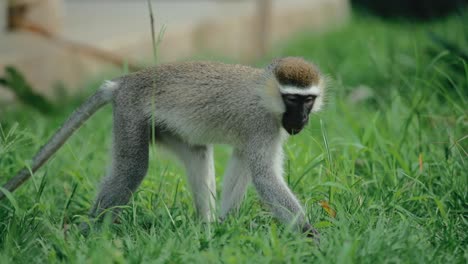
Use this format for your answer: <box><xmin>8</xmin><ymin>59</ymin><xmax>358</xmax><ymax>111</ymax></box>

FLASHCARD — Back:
<box><xmin>1</xmin><ymin>58</ymin><xmax>325</xmax><ymax>236</ymax></box>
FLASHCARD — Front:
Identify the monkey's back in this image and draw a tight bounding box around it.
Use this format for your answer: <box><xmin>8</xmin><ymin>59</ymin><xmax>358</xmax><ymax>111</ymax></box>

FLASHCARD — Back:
<box><xmin>115</xmin><ymin>61</ymin><xmax>280</xmax><ymax>146</ymax></box>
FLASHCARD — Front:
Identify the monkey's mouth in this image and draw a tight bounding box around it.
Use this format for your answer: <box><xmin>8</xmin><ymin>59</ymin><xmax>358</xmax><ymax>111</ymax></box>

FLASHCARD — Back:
<box><xmin>282</xmin><ymin>113</ymin><xmax>307</xmax><ymax>135</ymax></box>
<box><xmin>282</xmin><ymin>120</ymin><xmax>305</xmax><ymax>135</ymax></box>
<box><xmin>285</xmin><ymin>126</ymin><xmax>304</xmax><ymax>135</ymax></box>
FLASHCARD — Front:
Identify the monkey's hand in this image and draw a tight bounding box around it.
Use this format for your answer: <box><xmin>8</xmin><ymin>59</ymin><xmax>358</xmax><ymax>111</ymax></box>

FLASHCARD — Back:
<box><xmin>302</xmin><ymin>223</ymin><xmax>320</xmax><ymax>243</ymax></box>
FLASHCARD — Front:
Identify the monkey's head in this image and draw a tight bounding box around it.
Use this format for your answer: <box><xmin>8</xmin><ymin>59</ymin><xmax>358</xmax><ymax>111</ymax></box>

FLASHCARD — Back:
<box><xmin>270</xmin><ymin>57</ymin><xmax>325</xmax><ymax>135</ymax></box>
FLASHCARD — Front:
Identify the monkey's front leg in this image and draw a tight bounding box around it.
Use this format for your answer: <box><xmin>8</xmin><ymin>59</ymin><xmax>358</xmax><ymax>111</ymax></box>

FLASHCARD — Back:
<box><xmin>246</xmin><ymin>145</ymin><xmax>318</xmax><ymax>237</ymax></box>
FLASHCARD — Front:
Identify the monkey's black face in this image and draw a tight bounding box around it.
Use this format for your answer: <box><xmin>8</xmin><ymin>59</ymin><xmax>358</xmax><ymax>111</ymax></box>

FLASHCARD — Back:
<box><xmin>281</xmin><ymin>94</ymin><xmax>316</xmax><ymax>135</ymax></box>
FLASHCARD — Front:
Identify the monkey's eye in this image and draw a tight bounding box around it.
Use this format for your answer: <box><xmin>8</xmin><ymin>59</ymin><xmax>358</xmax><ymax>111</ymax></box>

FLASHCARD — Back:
<box><xmin>304</xmin><ymin>96</ymin><xmax>316</xmax><ymax>106</ymax></box>
<box><xmin>283</xmin><ymin>95</ymin><xmax>298</xmax><ymax>104</ymax></box>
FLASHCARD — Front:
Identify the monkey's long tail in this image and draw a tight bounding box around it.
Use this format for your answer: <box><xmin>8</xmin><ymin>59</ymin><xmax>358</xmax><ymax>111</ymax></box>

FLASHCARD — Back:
<box><xmin>0</xmin><ymin>81</ymin><xmax>117</xmax><ymax>200</ymax></box>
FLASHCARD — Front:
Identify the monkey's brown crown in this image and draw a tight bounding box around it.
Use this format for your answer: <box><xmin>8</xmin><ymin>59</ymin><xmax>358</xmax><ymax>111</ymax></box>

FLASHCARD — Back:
<box><xmin>273</xmin><ymin>57</ymin><xmax>320</xmax><ymax>88</ymax></box>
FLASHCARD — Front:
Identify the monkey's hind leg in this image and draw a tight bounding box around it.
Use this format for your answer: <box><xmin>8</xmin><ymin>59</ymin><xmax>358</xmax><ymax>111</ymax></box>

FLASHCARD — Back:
<box><xmin>160</xmin><ymin>136</ymin><xmax>216</xmax><ymax>222</ymax></box>
<box><xmin>89</xmin><ymin>104</ymin><xmax>149</xmax><ymax>221</ymax></box>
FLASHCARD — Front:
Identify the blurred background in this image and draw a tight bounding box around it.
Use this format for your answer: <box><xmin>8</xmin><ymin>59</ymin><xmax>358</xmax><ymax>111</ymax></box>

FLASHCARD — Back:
<box><xmin>0</xmin><ymin>0</ymin><xmax>349</xmax><ymax>105</ymax></box>
<box><xmin>1</xmin><ymin>0</ymin><xmax>465</xmax><ymax>108</ymax></box>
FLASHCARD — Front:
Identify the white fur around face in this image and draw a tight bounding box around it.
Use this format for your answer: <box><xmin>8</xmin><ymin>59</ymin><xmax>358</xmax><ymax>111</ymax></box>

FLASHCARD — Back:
<box><xmin>279</xmin><ymin>85</ymin><xmax>320</xmax><ymax>96</ymax></box>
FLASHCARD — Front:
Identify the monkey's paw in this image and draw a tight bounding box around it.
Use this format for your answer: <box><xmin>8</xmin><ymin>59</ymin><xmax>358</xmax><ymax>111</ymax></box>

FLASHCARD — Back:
<box><xmin>302</xmin><ymin>223</ymin><xmax>320</xmax><ymax>244</ymax></box>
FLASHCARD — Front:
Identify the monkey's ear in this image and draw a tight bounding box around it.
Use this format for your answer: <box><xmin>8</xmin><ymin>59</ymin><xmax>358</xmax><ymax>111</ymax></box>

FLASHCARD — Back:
<box><xmin>312</xmin><ymin>75</ymin><xmax>330</xmax><ymax>112</ymax></box>
<box><xmin>270</xmin><ymin>57</ymin><xmax>284</xmax><ymax>64</ymax></box>
<box><xmin>256</xmin><ymin>77</ymin><xmax>285</xmax><ymax>115</ymax></box>
<box><xmin>265</xmin><ymin>57</ymin><xmax>283</xmax><ymax>72</ymax></box>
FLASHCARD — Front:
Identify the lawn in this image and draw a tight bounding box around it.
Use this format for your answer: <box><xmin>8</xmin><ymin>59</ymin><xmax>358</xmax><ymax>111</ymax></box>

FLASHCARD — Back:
<box><xmin>1</xmin><ymin>12</ymin><xmax>467</xmax><ymax>263</ymax></box>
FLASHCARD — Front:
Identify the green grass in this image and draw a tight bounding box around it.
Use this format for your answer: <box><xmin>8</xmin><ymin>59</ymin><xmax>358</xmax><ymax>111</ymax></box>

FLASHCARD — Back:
<box><xmin>1</xmin><ymin>13</ymin><xmax>467</xmax><ymax>263</ymax></box>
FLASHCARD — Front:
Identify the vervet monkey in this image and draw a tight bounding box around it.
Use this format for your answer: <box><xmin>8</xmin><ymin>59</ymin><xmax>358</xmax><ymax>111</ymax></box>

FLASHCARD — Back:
<box><xmin>0</xmin><ymin>57</ymin><xmax>326</xmax><ymax>237</ymax></box>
